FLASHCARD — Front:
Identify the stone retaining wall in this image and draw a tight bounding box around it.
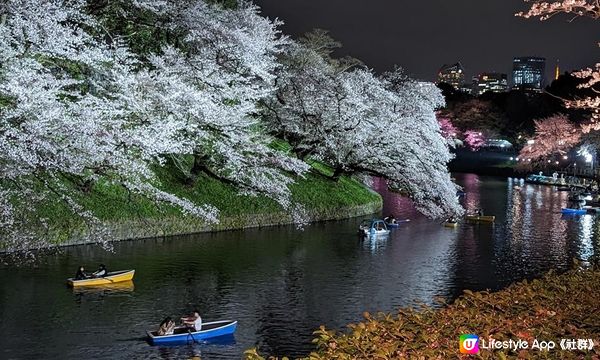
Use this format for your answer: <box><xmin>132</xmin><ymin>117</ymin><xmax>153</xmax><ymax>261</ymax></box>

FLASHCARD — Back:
<box><xmin>59</xmin><ymin>199</ymin><xmax>383</xmax><ymax>247</ymax></box>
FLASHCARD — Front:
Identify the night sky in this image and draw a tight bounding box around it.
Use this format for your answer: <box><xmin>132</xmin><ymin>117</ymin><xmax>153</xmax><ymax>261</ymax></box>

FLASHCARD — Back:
<box><xmin>254</xmin><ymin>0</ymin><xmax>600</xmax><ymax>83</ymax></box>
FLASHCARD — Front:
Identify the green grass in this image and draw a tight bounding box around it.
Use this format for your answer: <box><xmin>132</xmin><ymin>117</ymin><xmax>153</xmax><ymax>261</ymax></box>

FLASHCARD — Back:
<box><xmin>33</xmin><ymin>159</ymin><xmax>381</xmax><ymax>241</ymax></box>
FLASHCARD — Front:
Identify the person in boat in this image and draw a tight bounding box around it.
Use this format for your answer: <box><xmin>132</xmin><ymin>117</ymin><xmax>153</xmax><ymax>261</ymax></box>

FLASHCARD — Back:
<box><xmin>446</xmin><ymin>217</ymin><xmax>457</xmax><ymax>224</ymax></box>
<box><xmin>476</xmin><ymin>208</ymin><xmax>484</xmax><ymax>216</ymax></box>
<box><xmin>181</xmin><ymin>310</ymin><xmax>202</xmax><ymax>331</ymax></box>
<box><xmin>157</xmin><ymin>317</ymin><xmax>176</xmax><ymax>336</ymax></box>
<box><xmin>92</xmin><ymin>264</ymin><xmax>107</xmax><ymax>278</ymax></box>
<box><xmin>384</xmin><ymin>215</ymin><xmax>397</xmax><ymax>224</ymax></box>
<box><xmin>74</xmin><ymin>265</ymin><xmax>88</xmax><ymax>280</ymax></box>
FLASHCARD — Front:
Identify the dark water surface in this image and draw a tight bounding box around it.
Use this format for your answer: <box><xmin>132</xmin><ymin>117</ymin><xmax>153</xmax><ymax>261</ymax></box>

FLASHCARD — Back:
<box><xmin>1</xmin><ymin>174</ymin><xmax>599</xmax><ymax>359</ymax></box>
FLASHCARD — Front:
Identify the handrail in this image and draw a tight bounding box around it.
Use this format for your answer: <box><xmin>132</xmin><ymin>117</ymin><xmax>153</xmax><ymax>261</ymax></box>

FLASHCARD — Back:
<box><xmin>557</xmin><ymin>166</ymin><xmax>600</xmax><ymax>180</ymax></box>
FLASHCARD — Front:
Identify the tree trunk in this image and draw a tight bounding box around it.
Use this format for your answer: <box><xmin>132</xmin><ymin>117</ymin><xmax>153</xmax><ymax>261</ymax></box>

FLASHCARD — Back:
<box><xmin>332</xmin><ymin>167</ymin><xmax>345</xmax><ymax>181</ymax></box>
<box><xmin>188</xmin><ymin>153</ymin><xmax>237</xmax><ymax>187</ymax></box>
<box><xmin>190</xmin><ymin>153</ymin><xmax>208</xmax><ymax>176</ymax></box>
<box><xmin>79</xmin><ymin>179</ymin><xmax>94</xmax><ymax>193</ymax></box>
<box><xmin>295</xmin><ymin>148</ymin><xmax>311</xmax><ymax>161</ymax></box>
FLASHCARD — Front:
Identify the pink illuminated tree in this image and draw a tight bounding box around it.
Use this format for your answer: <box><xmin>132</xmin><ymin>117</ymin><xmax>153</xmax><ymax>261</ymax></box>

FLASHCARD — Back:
<box><xmin>464</xmin><ymin>130</ymin><xmax>486</xmax><ymax>151</ymax></box>
<box><xmin>517</xmin><ymin>115</ymin><xmax>581</xmax><ymax>166</ymax></box>
<box><xmin>437</xmin><ymin>114</ymin><xmax>462</xmax><ymax>146</ymax></box>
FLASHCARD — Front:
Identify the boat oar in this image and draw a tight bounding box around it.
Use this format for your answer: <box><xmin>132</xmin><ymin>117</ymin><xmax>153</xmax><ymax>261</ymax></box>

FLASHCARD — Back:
<box><xmin>186</xmin><ymin>327</ymin><xmax>201</xmax><ymax>345</ymax></box>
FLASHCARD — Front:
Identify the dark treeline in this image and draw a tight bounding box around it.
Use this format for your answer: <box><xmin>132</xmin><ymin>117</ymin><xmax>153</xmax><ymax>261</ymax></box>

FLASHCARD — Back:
<box><xmin>437</xmin><ymin>72</ymin><xmax>596</xmax><ymax>143</ymax></box>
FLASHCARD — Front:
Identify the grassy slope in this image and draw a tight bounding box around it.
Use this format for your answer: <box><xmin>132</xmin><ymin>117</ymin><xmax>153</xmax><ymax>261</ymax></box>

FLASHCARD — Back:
<box><xmin>35</xmin><ymin>161</ymin><xmax>381</xmax><ymax>242</ymax></box>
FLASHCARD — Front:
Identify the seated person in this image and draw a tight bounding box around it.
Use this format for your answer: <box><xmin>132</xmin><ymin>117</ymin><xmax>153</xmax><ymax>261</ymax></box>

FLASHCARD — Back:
<box><xmin>476</xmin><ymin>208</ymin><xmax>484</xmax><ymax>216</ymax></box>
<box><xmin>157</xmin><ymin>317</ymin><xmax>176</xmax><ymax>336</ymax></box>
<box><xmin>92</xmin><ymin>264</ymin><xmax>107</xmax><ymax>278</ymax></box>
<box><xmin>74</xmin><ymin>266</ymin><xmax>88</xmax><ymax>280</ymax></box>
<box><xmin>181</xmin><ymin>310</ymin><xmax>202</xmax><ymax>331</ymax></box>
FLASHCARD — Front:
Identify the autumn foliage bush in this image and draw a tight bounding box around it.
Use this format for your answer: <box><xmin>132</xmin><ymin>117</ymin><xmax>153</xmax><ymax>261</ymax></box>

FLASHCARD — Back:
<box><xmin>245</xmin><ymin>261</ymin><xmax>600</xmax><ymax>359</ymax></box>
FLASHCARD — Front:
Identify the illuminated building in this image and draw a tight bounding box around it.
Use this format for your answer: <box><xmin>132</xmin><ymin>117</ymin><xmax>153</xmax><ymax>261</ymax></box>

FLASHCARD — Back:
<box><xmin>512</xmin><ymin>56</ymin><xmax>546</xmax><ymax>91</ymax></box>
<box><xmin>474</xmin><ymin>73</ymin><xmax>508</xmax><ymax>96</ymax></box>
<box><xmin>437</xmin><ymin>62</ymin><xmax>465</xmax><ymax>89</ymax></box>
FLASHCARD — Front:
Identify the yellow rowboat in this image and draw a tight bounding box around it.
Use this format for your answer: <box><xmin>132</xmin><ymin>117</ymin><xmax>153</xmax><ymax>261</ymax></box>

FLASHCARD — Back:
<box><xmin>444</xmin><ymin>222</ymin><xmax>459</xmax><ymax>228</ymax></box>
<box><xmin>67</xmin><ymin>270</ymin><xmax>135</xmax><ymax>287</ymax></box>
<box><xmin>466</xmin><ymin>215</ymin><xmax>495</xmax><ymax>223</ymax></box>
<box><xmin>71</xmin><ymin>281</ymin><xmax>135</xmax><ymax>295</ymax></box>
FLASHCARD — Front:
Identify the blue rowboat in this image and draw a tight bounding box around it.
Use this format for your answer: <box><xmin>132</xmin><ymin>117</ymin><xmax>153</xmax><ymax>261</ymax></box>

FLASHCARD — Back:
<box><xmin>384</xmin><ymin>219</ymin><xmax>410</xmax><ymax>228</ymax></box>
<box><xmin>147</xmin><ymin>320</ymin><xmax>237</xmax><ymax>345</ymax></box>
<box><xmin>561</xmin><ymin>208</ymin><xmax>587</xmax><ymax>215</ymax></box>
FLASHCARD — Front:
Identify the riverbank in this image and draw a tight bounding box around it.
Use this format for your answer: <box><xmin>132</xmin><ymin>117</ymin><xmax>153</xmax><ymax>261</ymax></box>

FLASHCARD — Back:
<box><xmin>16</xmin><ymin>161</ymin><xmax>382</xmax><ymax>249</ymax></box>
<box><xmin>245</xmin><ymin>263</ymin><xmax>600</xmax><ymax>359</ymax></box>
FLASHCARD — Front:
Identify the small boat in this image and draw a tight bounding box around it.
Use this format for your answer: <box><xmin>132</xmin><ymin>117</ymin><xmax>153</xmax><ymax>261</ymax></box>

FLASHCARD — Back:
<box><xmin>561</xmin><ymin>208</ymin><xmax>587</xmax><ymax>215</ymax></box>
<box><xmin>71</xmin><ymin>281</ymin><xmax>135</xmax><ymax>295</ymax></box>
<box><xmin>384</xmin><ymin>219</ymin><xmax>410</xmax><ymax>228</ymax></box>
<box><xmin>147</xmin><ymin>320</ymin><xmax>237</xmax><ymax>345</ymax></box>
<box><xmin>359</xmin><ymin>219</ymin><xmax>390</xmax><ymax>236</ymax></box>
<box><xmin>444</xmin><ymin>221</ymin><xmax>458</xmax><ymax>228</ymax></box>
<box><xmin>67</xmin><ymin>270</ymin><xmax>135</xmax><ymax>287</ymax></box>
<box><xmin>466</xmin><ymin>215</ymin><xmax>495</xmax><ymax>222</ymax></box>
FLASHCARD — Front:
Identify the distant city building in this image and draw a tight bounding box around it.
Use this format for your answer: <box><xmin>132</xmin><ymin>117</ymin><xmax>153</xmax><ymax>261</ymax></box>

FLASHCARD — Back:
<box><xmin>437</xmin><ymin>62</ymin><xmax>465</xmax><ymax>89</ymax></box>
<box><xmin>474</xmin><ymin>73</ymin><xmax>508</xmax><ymax>96</ymax></box>
<box><xmin>512</xmin><ymin>56</ymin><xmax>546</xmax><ymax>91</ymax></box>
<box><xmin>458</xmin><ymin>83</ymin><xmax>474</xmax><ymax>94</ymax></box>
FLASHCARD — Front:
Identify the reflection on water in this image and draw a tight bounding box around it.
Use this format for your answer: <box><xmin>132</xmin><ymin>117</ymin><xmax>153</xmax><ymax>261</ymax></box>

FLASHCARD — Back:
<box><xmin>1</xmin><ymin>174</ymin><xmax>599</xmax><ymax>359</ymax></box>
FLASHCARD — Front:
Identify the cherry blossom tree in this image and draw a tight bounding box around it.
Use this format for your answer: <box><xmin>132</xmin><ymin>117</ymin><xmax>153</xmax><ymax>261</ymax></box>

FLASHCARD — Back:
<box><xmin>437</xmin><ymin>114</ymin><xmax>462</xmax><ymax>147</ymax></box>
<box><xmin>123</xmin><ymin>0</ymin><xmax>309</xmax><ymax>208</ymax></box>
<box><xmin>518</xmin><ymin>1</ymin><xmax>600</xmax><ymax>128</ymax></box>
<box><xmin>0</xmin><ymin>0</ymin><xmax>217</xmax><ymax>250</ymax></box>
<box><xmin>381</xmin><ymin>71</ymin><xmax>463</xmax><ymax>218</ymax></box>
<box><xmin>463</xmin><ymin>130</ymin><xmax>486</xmax><ymax>151</ymax></box>
<box><xmin>0</xmin><ymin>0</ymin><xmax>308</xmax><ymax>251</ymax></box>
<box><xmin>263</xmin><ymin>42</ymin><xmax>463</xmax><ymax>218</ymax></box>
<box><xmin>0</xmin><ymin>0</ymin><xmax>466</xmax><ymax>253</ymax></box>
<box><xmin>517</xmin><ymin>115</ymin><xmax>581</xmax><ymax>165</ymax></box>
